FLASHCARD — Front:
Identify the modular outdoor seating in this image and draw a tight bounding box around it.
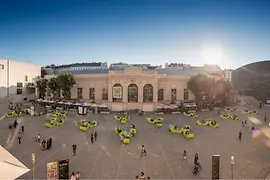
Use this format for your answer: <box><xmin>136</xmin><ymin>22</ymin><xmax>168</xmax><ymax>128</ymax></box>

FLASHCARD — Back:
<box><xmin>224</xmin><ymin>108</ymin><xmax>238</xmax><ymax>112</ymax></box>
<box><xmin>196</xmin><ymin>120</ymin><xmax>220</xmax><ymax>128</ymax></box>
<box><xmin>79</xmin><ymin>120</ymin><xmax>97</xmax><ymax>132</ymax></box>
<box><xmin>169</xmin><ymin>125</ymin><xmax>194</xmax><ymax>139</ymax></box>
<box><xmin>4</xmin><ymin>111</ymin><xmax>22</xmax><ymax>118</ymax></box>
<box><xmin>220</xmin><ymin>114</ymin><xmax>239</xmax><ymax>120</ymax></box>
<box><xmin>116</xmin><ymin>127</ymin><xmax>137</xmax><ymax>144</ymax></box>
<box><xmin>183</xmin><ymin>112</ymin><xmax>198</xmax><ymax>118</ymax></box>
<box><xmin>243</xmin><ymin>109</ymin><xmax>258</xmax><ymax>115</ymax></box>
<box><xmin>45</xmin><ymin>119</ymin><xmax>65</xmax><ymax>128</ymax></box>
<box><xmin>146</xmin><ymin>118</ymin><xmax>164</xmax><ymax>127</ymax></box>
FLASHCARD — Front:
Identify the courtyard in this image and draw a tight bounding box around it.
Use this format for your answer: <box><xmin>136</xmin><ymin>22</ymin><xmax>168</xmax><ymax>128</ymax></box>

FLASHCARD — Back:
<box><xmin>0</xmin><ymin>105</ymin><xmax>270</xmax><ymax>179</ymax></box>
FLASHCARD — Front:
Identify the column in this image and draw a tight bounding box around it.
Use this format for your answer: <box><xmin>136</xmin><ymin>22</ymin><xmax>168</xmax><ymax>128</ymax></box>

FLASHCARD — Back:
<box><xmin>122</xmin><ymin>84</ymin><xmax>128</xmax><ymax>103</ymax></box>
<box><xmin>153</xmin><ymin>84</ymin><xmax>158</xmax><ymax>103</ymax></box>
<box><xmin>138</xmin><ymin>84</ymin><xmax>143</xmax><ymax>103</ymax></box>
<box><xmin>108</xmin><ymin>82</ymin><xmax>113</xmax><ymax>103</ymax></box>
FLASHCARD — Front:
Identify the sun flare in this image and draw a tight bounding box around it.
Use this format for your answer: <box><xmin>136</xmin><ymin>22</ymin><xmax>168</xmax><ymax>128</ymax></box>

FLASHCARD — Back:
<box><xmin>201</xmin><ymin>47</ymin><xmax>223</xmax><ymax>64</ymax></box>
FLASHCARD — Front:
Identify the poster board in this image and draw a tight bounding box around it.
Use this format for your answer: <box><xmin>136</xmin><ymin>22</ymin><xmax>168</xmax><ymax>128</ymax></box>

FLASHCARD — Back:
<box><xmin>113</xmin><ymin>87</ymin><xmax>122</xmax><ymax>98</ymax></box>
<box><xmin>47</xmin><ymin>161</ymin><xmax>58</xmax><ymax>180</ymax></box>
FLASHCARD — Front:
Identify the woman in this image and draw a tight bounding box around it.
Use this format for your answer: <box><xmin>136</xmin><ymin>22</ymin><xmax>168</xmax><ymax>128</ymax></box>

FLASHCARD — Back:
<box><xmin>70</xmin><ymin>172</ymin><xmax>76</xmax><ymax>180</ymax></box>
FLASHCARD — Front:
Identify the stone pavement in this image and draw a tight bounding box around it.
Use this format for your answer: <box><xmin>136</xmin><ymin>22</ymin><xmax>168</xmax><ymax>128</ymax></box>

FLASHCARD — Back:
<box><xmin>0</xmin><ymin>104</ymin><xmax>270</xmax><ymax>179</ymax></box>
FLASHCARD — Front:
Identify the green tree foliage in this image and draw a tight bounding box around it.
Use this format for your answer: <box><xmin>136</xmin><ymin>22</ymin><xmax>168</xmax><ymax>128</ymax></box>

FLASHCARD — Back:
<box><xmin>36</xmin><ymin>78</ymin><xmax>48</xmax><ymax>98</ymax></box>
<box><xmin>47</xmin><ymin>77</ymin><xmax>60</xmax><ymax>97</ymax></box>
<box><xmin>58</xmin><ymin>73</ymin><xmax>76</xmax><ymax>99</ymax></box>
<box><xmin>187</xmin><ymin>74</ymin><xmax>232</xmax><ymax>107</ymax></box>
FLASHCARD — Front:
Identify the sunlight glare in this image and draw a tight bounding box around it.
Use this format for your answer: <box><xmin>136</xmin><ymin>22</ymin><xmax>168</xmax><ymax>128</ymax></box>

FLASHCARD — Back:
<box><xmin>201</xmin><ymin>47</ymin><xmax>223</xmax><ymax>64</ymax></box>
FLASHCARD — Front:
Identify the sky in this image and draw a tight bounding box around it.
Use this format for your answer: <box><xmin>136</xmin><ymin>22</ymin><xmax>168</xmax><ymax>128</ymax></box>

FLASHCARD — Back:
<box><xmin>0</xmin><ymin>0</ymin><xmax>270</xmax><ymax>69</ymax></box>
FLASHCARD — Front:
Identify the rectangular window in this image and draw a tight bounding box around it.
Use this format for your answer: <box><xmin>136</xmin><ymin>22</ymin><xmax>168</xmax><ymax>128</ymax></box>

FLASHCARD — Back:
<box><xmin>102</xmin><ymin>88</ymin><xmax>108</xmax><ymax>100</ymax></box>
<box><xmin>77</xmin><ymin>88</ymin><xmax>83</xmax><ymax>99</ymax></box>
<box><xmin>171</xmin><ymin>89</ymin><xmax>177</xmax><ymax>102</ymax></box>
<box><xmin>158</xmin><ymin>89</ymin><xmax>164</xmax><ymax>101</ymax></box>
<box><xmin>17</xmin><ymin>82</ymin><xmax>23</xmax><ymax>87</ymax></box>
<box><xmin>89</xmin><ymin>88</ymin><xmax>95</xmax><ymax>100</ymax></box>
<box><xmin>17</xmin><ymin>89</ymin><xmax>23</xmax><ymax>95</ymax></box>
<box><xmin>25</xmin><ymin>75</ymin><xmax>28</xmax><ymax>82</ymax></box>
<box><xmin>0</xmin><ymin>64</ymin><xmax>4</xmax><ymax>69</ymax></box>
<box><xmin>184</xmin><ymin>89</ymin><xmax>189</xmax><ymax>100</ymax></box>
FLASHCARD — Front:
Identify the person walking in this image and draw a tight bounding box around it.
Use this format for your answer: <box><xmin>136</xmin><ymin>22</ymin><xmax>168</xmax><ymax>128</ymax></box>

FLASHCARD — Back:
<box><xmin>91</xmin><ymin>133</ymin><xmax>94</xmax><ymax>143</ymax></box>
<box><xmin>72</xmin><ymin>144</ymin><xmax>77</xmax><ymax>156</ymax></box>
<box><xmin>265</xmin><ymin>116</ymin><xmax>267</xmax><ymax>122</ymax></box>
<box><xmin>21</xmin><ymin>125</ymin><xmax>24</xmax><ymax>133</ymax></box>
<box><xmin>94</xmin><ymin>132</ymin><xmax>98</xmax><ymax>141</ymax></box>
<box><xmin>76</xmin><ymin>171</ymin><xmax>81</xmax><ymax>180</ymax></box>
<box><xmin>239</xmin><ymin>130</ymin><xmax>242</xmax><ymax>141</ymax></box>
<box><xmin>194</xmin><ymin>153</ymin><xmax>199</xmax><ymax>165</ymax></box>
<box><xmin>183</xmin><ymin>150</ymin><xmax>187</xmax><ymax>163</ymax></box>
<box><xmin>18</xmin><ymin>132</ymin><xmax>22</xmax><ymax>144</ymax></box>
<box><xmin>141</xmin><ymin>145</ymin><xmax>146</xmax><ymax>157</ymax></box>
<box><xmin>70</xmin><ymin>172</ymin><xmax>76</xmax><ymax>180</ymax></box>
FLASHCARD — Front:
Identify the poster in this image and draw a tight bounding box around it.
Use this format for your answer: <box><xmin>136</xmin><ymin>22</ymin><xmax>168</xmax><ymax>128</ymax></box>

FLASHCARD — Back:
<box><xmin>58</xmin><ymin>159</ymin><xmax>69</xmax><ymax>180</ymax></box>
<box><xmin>113</xmin><ymin>87</ymin><xmax>122</xmax><ymax>98</ymax></box>
<box><xmin>47</xmin><ymin>161</ymin><xmax>58</xmax><ymax>180</ymax></box>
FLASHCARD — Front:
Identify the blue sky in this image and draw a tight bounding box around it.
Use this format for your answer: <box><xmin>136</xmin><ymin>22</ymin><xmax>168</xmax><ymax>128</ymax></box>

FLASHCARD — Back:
<box><xmin>0</xmin><ymin>0</ymin><xmax>269</xmax><ymax>69</ymax></box>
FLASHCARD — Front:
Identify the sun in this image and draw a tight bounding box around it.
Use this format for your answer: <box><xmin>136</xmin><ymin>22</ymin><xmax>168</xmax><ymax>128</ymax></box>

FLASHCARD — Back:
<box><xmin>201</xmin><ymin>47</ymin><xmax>223</xmax><ymax>64</ymax></box>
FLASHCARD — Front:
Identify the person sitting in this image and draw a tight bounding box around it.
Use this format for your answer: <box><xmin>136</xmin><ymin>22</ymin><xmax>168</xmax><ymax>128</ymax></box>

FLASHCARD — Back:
<box><xmin>186</xmin><ymin>131</ymin><xmax>190</xmax><ymax>135</ymax></box>
<box><xmin>59</xmin><ymin>119</ymin><xmax>63</xmax><ymax>123</ymax></box>
<box><xmin>185</xmin><ymin>126</ymin><xmax>190</xmax><ymax>129</ymax></box>
<box><xmin>126</xmin><ymin>134</ymin><xmax>130</xmax><ymax>138</ymax></box>
<box><xmin>131</xmin><ymin>130</ymin><xmax>135</xmax><ymax>136</ymax></box>
<box><xmin>150</xmin><ymin>118</ymin><xmax>154</xmax><ymax>122</ymax></box>
<box><xmin>201</xmin><ymin>120</ymin><xmax>205</xmax><ymax>123</ymax></box>
<box><xmin>117</xmin><ymin>128</ymin><xmax>122</xmax><ymax>134</ymax></box>
<box><xmin>212</xmin><ymin>121</ymin><xmax>216</xmax><ymax>125</ymax></box>
<box><xmin>174</xmin><ymin>125</ymin><xmax>178</xmax><ymax>130</ymax></box>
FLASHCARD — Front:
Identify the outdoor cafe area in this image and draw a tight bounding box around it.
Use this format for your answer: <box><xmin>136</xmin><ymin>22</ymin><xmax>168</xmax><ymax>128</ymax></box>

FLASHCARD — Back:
<box><xmin>36</xmin><ymin>99</ymin><xmax>110</xmax><ymax>114</ymax></box>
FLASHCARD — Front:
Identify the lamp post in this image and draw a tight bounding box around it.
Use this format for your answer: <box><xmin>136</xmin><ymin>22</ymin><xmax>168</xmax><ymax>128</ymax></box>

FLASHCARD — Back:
<box><xmin>230</xmin><ymin>156</ymin><xmax>234</xmax><ymax>179</ymax></box>
<box><xmin>32</xmin><ymin>152</ymin><xmax>35</xmax><ymax>180</ymax></box>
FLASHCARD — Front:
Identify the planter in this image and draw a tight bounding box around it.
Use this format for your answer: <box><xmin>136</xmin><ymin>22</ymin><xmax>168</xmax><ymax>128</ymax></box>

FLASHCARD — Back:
<box><xmin>101</xmin><ymin>111</ymin><xmax>110</xmax><ymax>114</ymax></box>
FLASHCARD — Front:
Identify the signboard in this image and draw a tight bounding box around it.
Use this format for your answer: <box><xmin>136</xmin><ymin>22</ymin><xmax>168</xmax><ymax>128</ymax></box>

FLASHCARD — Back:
<box><xmin>113</xmin><ymin>87</ymin><xmax>122</xmax><ymax>98</ymax></box>
<box><xmin>47</xmin><ymin>161</ymin><xmax>58</xmax><ymax>180</ymax></box>
<box><xmin>58</xmin><ymin>159</ymin><xmax>69</xmax><ymax>180</ymax></box>
<box><xmin>32</xmin><ymin>153</ymin><xmax>35</xmax><ymax>163</ymax></box>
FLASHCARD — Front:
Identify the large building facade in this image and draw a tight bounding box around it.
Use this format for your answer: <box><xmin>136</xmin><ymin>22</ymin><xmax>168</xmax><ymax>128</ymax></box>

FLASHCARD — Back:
<box><xmin>0</xmin><ymin>58</ymin><xmax>41</xmax><ymax>97</ymax></box>
<box><xmin>45</xmin><ymin>62</ymin><xmax>224</xmax><ymax>111</ymax></box>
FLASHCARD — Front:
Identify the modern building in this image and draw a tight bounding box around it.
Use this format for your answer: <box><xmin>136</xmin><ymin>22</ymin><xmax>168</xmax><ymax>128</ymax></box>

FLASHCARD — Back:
<box><xmin>0</xmin><ymin>58</ymin><xmax>41</xmax><ymax>97</ymax></box>
<box><xmin>232</xmin><ymin>60</ymin><xmax>270</xmax><ymax>101</ymax></box>
<box><xmin>44</xmin><ymin>62</ymin><xmax>224</xmax><ymax>111</ymax></box>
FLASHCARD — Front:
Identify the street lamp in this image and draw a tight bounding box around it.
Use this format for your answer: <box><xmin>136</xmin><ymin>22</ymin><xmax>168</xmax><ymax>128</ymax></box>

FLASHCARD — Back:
<box><xmin>230</xmin><ymin>156</ymin><xmax>234</xmax><ymax>179</ymax></box>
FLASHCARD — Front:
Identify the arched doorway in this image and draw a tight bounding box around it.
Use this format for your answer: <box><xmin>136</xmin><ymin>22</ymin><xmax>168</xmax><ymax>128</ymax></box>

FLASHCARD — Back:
<box><xmin>128</xmin><ymin>84</ymin><xmax>138</xmax><ymax>102</ymax></box>
<box><xmin>112</xmin><ymin>84</ymin><xmax>123</xmax><ymax>102</ymax></box>
<box><xmin>143</xmin><ymin>84</ymin><xmax>153</xmax><ymax>102</ymax></box>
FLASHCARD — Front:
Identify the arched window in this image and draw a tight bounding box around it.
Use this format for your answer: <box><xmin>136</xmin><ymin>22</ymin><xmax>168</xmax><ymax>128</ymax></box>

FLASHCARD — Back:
<box><xmin>128</xmin><ymin>84</ymin><xmax>138</xmax><ymax>102</ymax></box>
<box><xmin>143</xmin><ymin>84</ymin><xmax>153</xmax><ymax>102</ymax></box>
<box><xmin>112</xmin><ymin>84</ymin><xmax>123</xmax><ymax>102</ymax></box>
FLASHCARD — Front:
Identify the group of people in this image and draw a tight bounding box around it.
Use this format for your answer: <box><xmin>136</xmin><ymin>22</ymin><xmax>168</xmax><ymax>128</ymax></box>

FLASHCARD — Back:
<box><xmin>8</xmin><ymin>119</ymin><xmax>25</xmax><ymax>144</ymax></box>
<box><xmin>135</xmin><ymin>172</ymin><xmax>150</xmax><ymax>179</ymax></box>
<box><xmin>70</xmin><ymin>171</ymin><xmax>80</xmax><ymax>180</ymax></box>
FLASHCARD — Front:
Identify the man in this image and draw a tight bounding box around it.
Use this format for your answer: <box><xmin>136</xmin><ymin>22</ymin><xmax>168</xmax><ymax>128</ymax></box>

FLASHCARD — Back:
<box><xmin>239</xmin><ymin>131</ymin><xmax>242</xmax><ymax>141</ymax></box>
<box><xmin>141</xmin><ymin>145</ymin><xmax>146</xmax><ymax>157</ymax></box>
<box><xmin>14</xmin><ymin>120</ymin><xmax>18</xmax><ymax>128</ymax></box>
<box><xmin>94</xmin><ymin>132</ymin><xmax>98</xmax><ymax>141</ymax></box>
<box><xmin>194</xmin><ymin>153</ymin><xmax>199</xmax><ymax>164</ymax></box>
<box><xmin>18</xmin><ymin>132</ymin><xmax>22</xmax><ymax>144</ymax></box>
<box><xmin>91</xmin><ymin>133</ymin><xmax>94</xmax><ymax>143</ymax></box>
<box><xmin>72</xmin><ymin>144</ymin><xmax>77</xmax><ymax>156</ymax></box>
<box><xmin>21</xmin><ymin>125</ymin><xmax>24</xmax><ymax>133</ymax></box>
<box><xmin>265</xmin><ymin>116</ymin><xmax>267</xmax><ymax>122</ymax></box>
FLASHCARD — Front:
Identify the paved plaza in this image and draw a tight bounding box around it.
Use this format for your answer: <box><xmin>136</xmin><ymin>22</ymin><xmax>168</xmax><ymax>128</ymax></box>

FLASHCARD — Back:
<box><xmin>1</xmin><ymin>105</ymin><xmax>270</xmax><ymax>179</ymax></box>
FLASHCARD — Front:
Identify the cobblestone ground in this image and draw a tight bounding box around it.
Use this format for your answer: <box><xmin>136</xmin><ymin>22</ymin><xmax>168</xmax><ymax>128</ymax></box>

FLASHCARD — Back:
<box><xmin>0</xmin><ymin>104</ymin><xmax>270</xmax><ymax>179</ymax></box>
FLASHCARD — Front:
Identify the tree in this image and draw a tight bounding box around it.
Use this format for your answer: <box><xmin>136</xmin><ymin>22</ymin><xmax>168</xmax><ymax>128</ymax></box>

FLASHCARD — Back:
<box><xmin>187</xmin><ymin>74</ymin><xmax>207</xmax><ymax>106</ymax></box>
<box><xmin>36</xmin><ymin>78</ymin><xmax>48</xmax><ymax>98</ymax></box>
<box><xmin>215</xmin><ymin>79</ymin><xmax>233</xmax><ymax>104</ymax></box>
<box><xmin>48</xmin><ymin>77</ymin><xmax>60</xmax><ymax>97</ymax></box>
<box><xmin>58</xmin><ymin>73</ymin><xmax>76</xmax><ymax>99</ymax></box>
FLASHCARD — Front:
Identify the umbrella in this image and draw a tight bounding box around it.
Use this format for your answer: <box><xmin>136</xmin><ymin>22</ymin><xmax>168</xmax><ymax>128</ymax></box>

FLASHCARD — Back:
<box><xmin>74</xmin><ymin>103</ymin><xmax>82</xmax><ymax>106</ymax></box>
<box><xmin>57</xmin><ymin>102</ymin><xmax>64</xmax><ymax>104</ymax></box>
<box><xmin>99</xmin><ymin>104</ymin><xmax>108</xmax><ymax>108</ymax></box>
<box><xmin>0</xmin><ymin>146</ymin><xmax>30</xmax><ymax>179</ymax></box>
<box><xmin>83</xmin><ymin>102</ymin><xmax>91</xmax><ymax>106</ymax></box>
<box><xmin>91</xmin><ymin>104</ymin><xmax>99</xmax><ymax>107</ymax></box>
<box><xmin>43</xmin><ymin>100</ymin><xmax>48</xmax><ymax>102</ymax></box>
<box><xmin>36</xmin><ymin>99</ymin><xmax>43</xmax><ymax>102</ymax></box>
<box><xmin>65</xmin><ymin>102</ymin><xmax>73</xmax><ymax>105</ymax></box>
